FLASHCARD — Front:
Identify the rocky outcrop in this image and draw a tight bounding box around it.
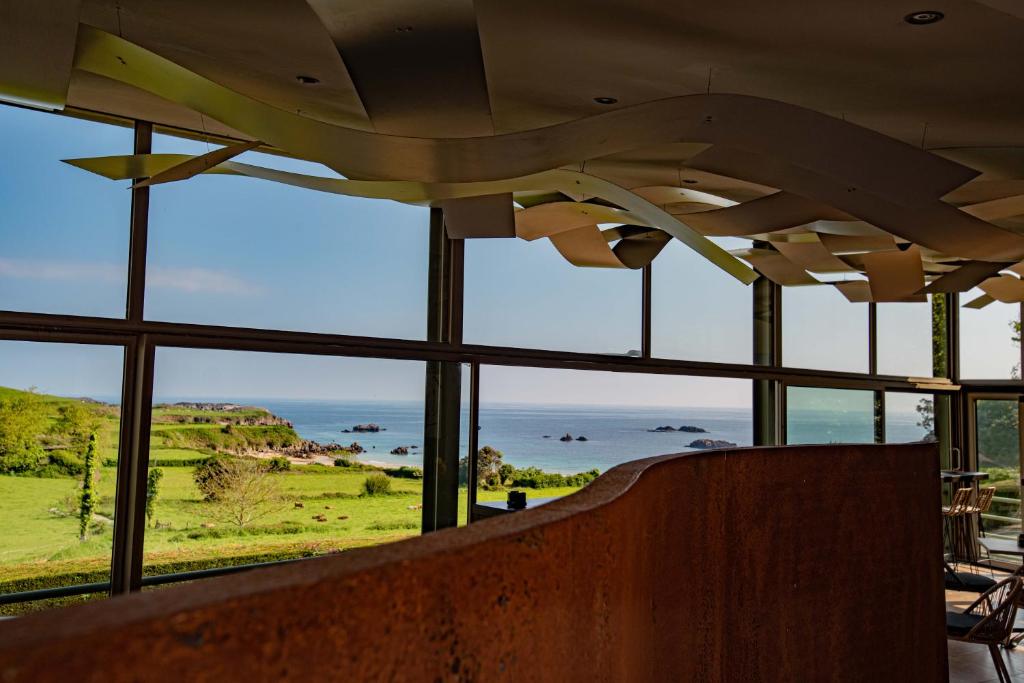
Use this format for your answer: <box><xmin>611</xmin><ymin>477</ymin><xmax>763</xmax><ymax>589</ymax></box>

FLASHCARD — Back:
<box><xmin>688</xmin><ymin>438</ymin><xmax>737</xmax><ymax>449</ymax></box>
<box><xmin>576</xmin><ymin>436</ymin><xmax>588</xmax><ymax>441</ymax></box>
<box><xmin>559</xmin><ymin>433</ymin><xmax>573</xmax><ymax>442</ymax></box>
<box><xmin>649</xmin><ymin>425</ymin><xmax>708</xmax><ymax>433</ymax></box>
<box><xmin>391</xmin><ymin>446</ymin><xmax>409</xmax><ymax>456</ymax></box>
<box><xmin>348</xmin><ymin>424</ymin><xmax>385</xmax><ymax>433</ymax></box>
<box><xmin>288</xmin><ymin>440</ymin><xmax>364</xmax><ymax>459</ymax></box>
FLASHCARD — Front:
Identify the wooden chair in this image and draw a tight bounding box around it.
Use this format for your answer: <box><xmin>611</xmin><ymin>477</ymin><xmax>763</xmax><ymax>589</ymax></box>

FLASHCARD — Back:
<box><xmin>946</xmin><ymin>576</ymin><xmax>1023</xmax><ymax>682</ymax></box>
<box><xmin>943</xmin><ymin>488</ymin><xmax>975</xmax><ymax>565</ymax></box>
<box><xmin>966</xmin><ymin>486</ymin><xmax>997</xmax><ymax>537</ymax></box>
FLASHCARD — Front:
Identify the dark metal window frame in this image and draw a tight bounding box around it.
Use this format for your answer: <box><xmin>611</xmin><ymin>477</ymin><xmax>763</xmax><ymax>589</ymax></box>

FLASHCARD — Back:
<box><xmin>0</xmin><ymin>104</ymin><xmax>1015</xmax><ymax>608</ymax></box>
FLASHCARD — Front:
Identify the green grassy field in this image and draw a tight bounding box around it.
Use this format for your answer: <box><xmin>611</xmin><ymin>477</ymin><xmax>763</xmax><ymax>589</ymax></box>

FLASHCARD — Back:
<box><xmin>0</xmin><ymin>387</ymin><xmax>589</xmax><ymax>614</ymax></box>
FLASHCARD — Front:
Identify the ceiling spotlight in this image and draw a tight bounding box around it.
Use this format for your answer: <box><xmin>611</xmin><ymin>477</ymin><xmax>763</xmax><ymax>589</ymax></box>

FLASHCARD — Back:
<box><xmin>904</xmin><ymin>10</ymin><xmax>944</xmax><ymax>25</ymax></box>
<box><xmin>593</xmin><ymin>97</ymin><xmax>618</xmax><ymax>105</ymax></box>
<box><xmin>395</xmin><ymin>25</ymin><xmax>414</xmax><ymax>33</ymax></box>
<box><xmin>296</xmin><ymin>75</ymin><xmax>320</xmax><ymax>85</ymax></box>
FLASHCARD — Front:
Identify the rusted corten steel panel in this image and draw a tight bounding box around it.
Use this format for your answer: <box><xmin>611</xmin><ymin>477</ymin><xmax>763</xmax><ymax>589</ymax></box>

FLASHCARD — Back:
<box><xmin>0</xmin><ymin>443</ymin><xmax>945</xmax><ymax>681</ymax></box>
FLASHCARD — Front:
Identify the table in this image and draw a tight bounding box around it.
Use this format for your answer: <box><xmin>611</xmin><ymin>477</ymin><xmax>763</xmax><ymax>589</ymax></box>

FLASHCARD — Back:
<box><xmin>979</xmin><ymin>536</ymin><xmax>1024</xmax><ymax>560</ymax></box>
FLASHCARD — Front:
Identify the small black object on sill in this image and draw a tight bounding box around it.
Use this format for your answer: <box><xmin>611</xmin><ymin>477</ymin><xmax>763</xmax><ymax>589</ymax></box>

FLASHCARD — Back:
<box><xmin>1017</xmin><ymin>533</ymin><xmax>1024</xmax><ymax>548</ymax></box>
<box><xmin>507</xmin><ymin>490</ymin><xmax>527</xmax><ymax>510</ymax></box>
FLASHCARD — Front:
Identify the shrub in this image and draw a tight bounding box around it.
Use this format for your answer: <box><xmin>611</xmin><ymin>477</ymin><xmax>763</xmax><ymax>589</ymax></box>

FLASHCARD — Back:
<box><xmin>267</xmin><ymin>456</ymin><xmax>291</xmax><ymax>472</ymax></box>
<box><xmin>362</xmin><ymin>473</ymin><xmax>392</xmax><ymax>496</ymax></box>
<box><xmin>385</xmin><ymin>466</ymin><xmax>423</xmax><ymax>479</ymax></box>
<box><xmin>366</xmin><ymin>520</ymin><xmax>419</xmax><ymax>531</ymax></box>
<box><xmin>47</xmin><ymin>450</ymin><xmax>85</xmax><ymax>476</ymax></box>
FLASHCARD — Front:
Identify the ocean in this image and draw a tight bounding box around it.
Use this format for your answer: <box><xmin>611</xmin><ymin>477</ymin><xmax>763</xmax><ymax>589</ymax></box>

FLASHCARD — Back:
<box><xmin>160</xmin><ymin>399</ymin><xmax>930</xmax><ymax>475</ymax></box>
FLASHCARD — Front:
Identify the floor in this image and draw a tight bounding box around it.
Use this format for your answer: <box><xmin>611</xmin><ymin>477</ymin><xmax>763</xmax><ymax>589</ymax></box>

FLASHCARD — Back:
<box><xmin>948</xmin><ymin>574</ymin><xmax>1024</xmax><ymax>682</ymax></box>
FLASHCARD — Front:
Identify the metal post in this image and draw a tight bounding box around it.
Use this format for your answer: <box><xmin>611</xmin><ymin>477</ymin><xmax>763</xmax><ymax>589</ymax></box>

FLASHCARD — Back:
<box><xmin>466</xmin><ymin>362</ymin><xmax>480</xmax><ymax>523</ymax></box>
<box><xmin>869</xmin><ymin>303</ymin><xmax>884</xmax><ymax>443</ymax></box>
<box><xmin>753</xmin><ymin>275</ymin><xmax>781</xmax><ymax>445</ymax></box>
<box><xmin>422</xmin><ymin>209</ymin><xmax>463</xmax><ymax>532</ymax></box>
<box><xmin>126</xmin><ymin>122</ymin><xmax>151</xmax><ymax>322</ymax></box>
<box><xmin>110</xmin><ymin>337</ymin><xmax>155</xmax><ymax>594</ymax></box>
<box><xmin>641</xmin><ymin>264</ymin><xmax>652</xmax><ymax>358</ymax></box>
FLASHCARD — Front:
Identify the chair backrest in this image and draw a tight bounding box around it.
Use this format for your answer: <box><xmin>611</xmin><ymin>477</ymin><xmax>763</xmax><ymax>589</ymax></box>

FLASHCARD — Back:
<box><xmin>976</xmin><ymin>486</ymin><xmax>996</xmax><ymax>513</ymax></box>
<box><xmin>946</xmin><ymin>487</ymin><xmax>973</xmax><ymax>515</ymax></box>
<box><xmin>965</xmin><ymin>576</ymin><xmax>1024</xmax><ymax>644</ymax></box>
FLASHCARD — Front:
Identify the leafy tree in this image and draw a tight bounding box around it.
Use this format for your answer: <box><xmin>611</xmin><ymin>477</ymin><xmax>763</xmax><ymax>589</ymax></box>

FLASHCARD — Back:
<box><xmin>0</xmin><ymin>390</ymin><xmax>47</xmax><ymax>473</ymax></box>
<box><xmin>145</xmin><ymin>468</ymin><xmax>164</xmax><ymax>527</ymax></box>
<box><xmin>52</xmin><ymin>401</ymin><xmax>100</xmax><ymax>450</ymax></box>
<box><xmin>79</xmin><ymin>433</ymin><xmax>98</xmax><ymax>541</ymax></box>
<box><xmin>915</xmin><ymin>398</ymin><xmax>936</xmax><ymax>442</ymax></box>
<box><xmin>193</xmin><ymin>454</ymin><xmax>231</xmax><ymax>501</ymax></box>
<box><xmin>205</xmin><ymin>459</ymin><xmax>284</xmax><ymax>528</ymax></box>
<box><xmin>476</xmin><ymin>446</ymin><xmax>506</xmax><ymax>489</ymax></box>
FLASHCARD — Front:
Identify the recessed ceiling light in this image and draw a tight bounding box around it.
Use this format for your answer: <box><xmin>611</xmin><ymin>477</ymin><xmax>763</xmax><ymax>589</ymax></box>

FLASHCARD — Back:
<box><xmin>395</xmin><ymin>25</ymin><xmax>414</xmax><ymax>33</ymax></box>
<box><xmin>296</xmin><ymin>75</ymin><xmax>320</xmax><ymax>85</ymax></box>
<box><xmin>904</xmin><ymin>10</ymin><xmax>944</xmax><ymax>25</ymax></box>
<box><xmin>594</xmin><ymin>97</ymin><xmax>618</xmax><ymax>105</ymax></box>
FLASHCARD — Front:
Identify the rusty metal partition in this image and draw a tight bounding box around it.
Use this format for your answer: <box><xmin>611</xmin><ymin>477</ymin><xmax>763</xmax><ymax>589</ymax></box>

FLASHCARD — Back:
<box><xmin>0</xmin><ymin>443</ymin><xmax>944</xmax><ymax>682</ymax></box>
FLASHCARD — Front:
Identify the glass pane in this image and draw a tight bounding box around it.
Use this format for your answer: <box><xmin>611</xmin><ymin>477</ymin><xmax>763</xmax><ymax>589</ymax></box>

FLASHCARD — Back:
<box><xmin>651</xmin><ymin>238</ymin><xmax>752</xmax><ymax>363</ymax></box>
<box><xmin>0</xmin><ymin>341</ymin><xmax>124</xmax><ymax>614</ymax></box>
<box><xmin>470</xmin><ymin>366</ymin><xmax>752</xmax><ymax>513</ymax></box>
<box><xmin>463</xmin><ymin>238</ymin><xmax>640</xmax><ymax>354</ymax></box>
<box><xmin>0</xmin><ymin>105</ymin><xmax>131</xmax><ymax>317</ymax></box>
<box><xmin>877</xmin><ymin>300</ymin><xmax>933</xmax><ymax>377</ymax></box>
<box><xmin>885</xmin><ymin>392</ymin><xmax>934</xmax><ymax>443</ymax></box>
<box><xmin>975</xmin><ymin>399</ymin><xmax>1020</xmax><ymax>541</ymax></box>
<box><xmin>145</xmin><ymin>134</ymin><xmax>428</xmax><ymax>339</ymax></box>
<box><xmin>143</xmin><ymin>348</ymin><xmax>427</xmax><ymax>579</ymax></box>
<box><xmin>783</xmin><ymin>286</ymin><xmax>868</xmax><ymax>373</ymax></box>
<box><xmin>786</xmin><ymin>386</ymin><xmax>874</xmax><ymax>444</ymax></box>
<box><xmin>961</xmin><ymin>295</ymin><xmax>1021</xmax><ymax>379</ymax></box>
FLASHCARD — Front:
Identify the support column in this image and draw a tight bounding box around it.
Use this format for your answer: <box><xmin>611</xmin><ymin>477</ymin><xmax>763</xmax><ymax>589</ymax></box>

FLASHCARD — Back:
<box><xmin>422</xmin><ymin>208</ymin><xmax>463</xmax><ymax>532</ymax></box>
<box><xmin>641</xmin><ymin>264</ymin><xmax>652</xmax><ymax>358</ymax></box>
<box><xmin>111</xmin><ymin>121</ymin><xmax>155</xmax><ymax>595</ymax></box>
<box><xmin>753</xmin><ymin>275</ymin><xmax>781</xmax><ymax>446</ymax></box>
<box><xmin>870</xmin><ymin>303</ymin><xmax>885</xmax><ymax>443</ymax></box>
<box><xmin>933</xmin><ymin>294</ymin><xmax>956</xmax><ymax>470</ymax></box>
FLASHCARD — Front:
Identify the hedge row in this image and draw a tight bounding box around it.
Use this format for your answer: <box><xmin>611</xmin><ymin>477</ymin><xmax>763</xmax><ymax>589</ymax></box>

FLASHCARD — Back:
<box><xmin>0</xmin><ymin>548</ymin><xmax>323</xmax><ymax>615</ymax></box>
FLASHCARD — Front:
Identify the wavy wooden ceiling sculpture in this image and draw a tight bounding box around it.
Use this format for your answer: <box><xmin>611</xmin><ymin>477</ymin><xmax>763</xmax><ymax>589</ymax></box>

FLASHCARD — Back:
<box><xmin>6</xmin><ymin>1</ymin><xmax>1024</xmax><ymax>307</ymax></box>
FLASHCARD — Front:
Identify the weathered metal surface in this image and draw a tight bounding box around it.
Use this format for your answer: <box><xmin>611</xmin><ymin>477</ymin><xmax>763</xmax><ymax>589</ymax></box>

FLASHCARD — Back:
<box><xmin>0</xmin><ymin>443</ymin><xmax>945</xmax><ymax>681</ymax></box>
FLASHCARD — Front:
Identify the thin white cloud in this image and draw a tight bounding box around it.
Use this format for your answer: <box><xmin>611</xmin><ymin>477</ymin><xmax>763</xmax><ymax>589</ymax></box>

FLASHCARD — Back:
<box><xmin>147</xmin><ymin>266</ymin><xmax>262</xmax><ymax>295</ymax></box>
<box><xmin>0</xmin><ymin>257</ymin><xmax>261</xmax><ymax>295</ymax></box>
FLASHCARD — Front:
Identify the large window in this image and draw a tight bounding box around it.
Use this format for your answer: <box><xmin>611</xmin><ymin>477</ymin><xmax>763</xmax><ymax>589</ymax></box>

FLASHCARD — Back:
<box><xmin>783</xmin><ymin>286</ymin><xmax>868</xmax><ymax>373</ymax></box>
<box><xmin>145</xmin><ymin>134</ymin><xmax>429</xmax><ymax>338</ymax></box>
<box><xmin>0</xmin><ymin>340</ymin><xmax>124</xmax><ymax>614</ymax></box>
<box><xmin>961</xmin><ymin>295</ymin><xmax>1020</xmax><ymax>379</ymax></box>
<box><xmin>0</xmin><ymin>106</ymin><xmax>131</xmax><ymax>317</ymax></box>
<box><xmin>973</xmin><ymin>398</ymin><xmax>1020</xmax><ymax>540</ymax></box>
<box><xmin>463</xmin><ymin>238</ymin><xmax>640</xmax><ymax>354</ymax></box>
<box><xmin>468</xmin><ymin>365</ymin><xmax>752</xmax><ymax>512</ymax></box>
<box><xmin>878</xmin><ymin>300</ymin><xmax>933</xmax><ymax>377</ymax></box>
<box><xmin>786</xmin><ymin>386</ymin><xmax>874</xmax><ymax>444</ymax></box>
<box><xmin>652</xmin><ymin>238</ymin><xmax>752</xmax><ymax>363</ymax></box>
<box><xmin>142</xmin><ymin>348</ymin><xmax>427</xmax><ymax>577</ymax></box>
<box><xmin>885</xmin><ymin>392</ymin><xmax>933</xmax><ymax>443</ymax></box>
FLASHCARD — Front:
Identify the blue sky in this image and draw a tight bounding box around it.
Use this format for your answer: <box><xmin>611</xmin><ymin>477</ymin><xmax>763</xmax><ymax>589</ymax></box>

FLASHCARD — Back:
<box><xmin>0</xmin><ymin>103</ymin><xmax>1019</xmax><ymax>407</ymax></box>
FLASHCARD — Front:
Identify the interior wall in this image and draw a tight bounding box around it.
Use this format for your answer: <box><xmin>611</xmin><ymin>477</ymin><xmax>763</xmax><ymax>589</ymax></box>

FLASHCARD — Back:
<box><xmin>0</xmin><ymin>442</ymin><xmax>946</xmax><ymax>682</ymax></box>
